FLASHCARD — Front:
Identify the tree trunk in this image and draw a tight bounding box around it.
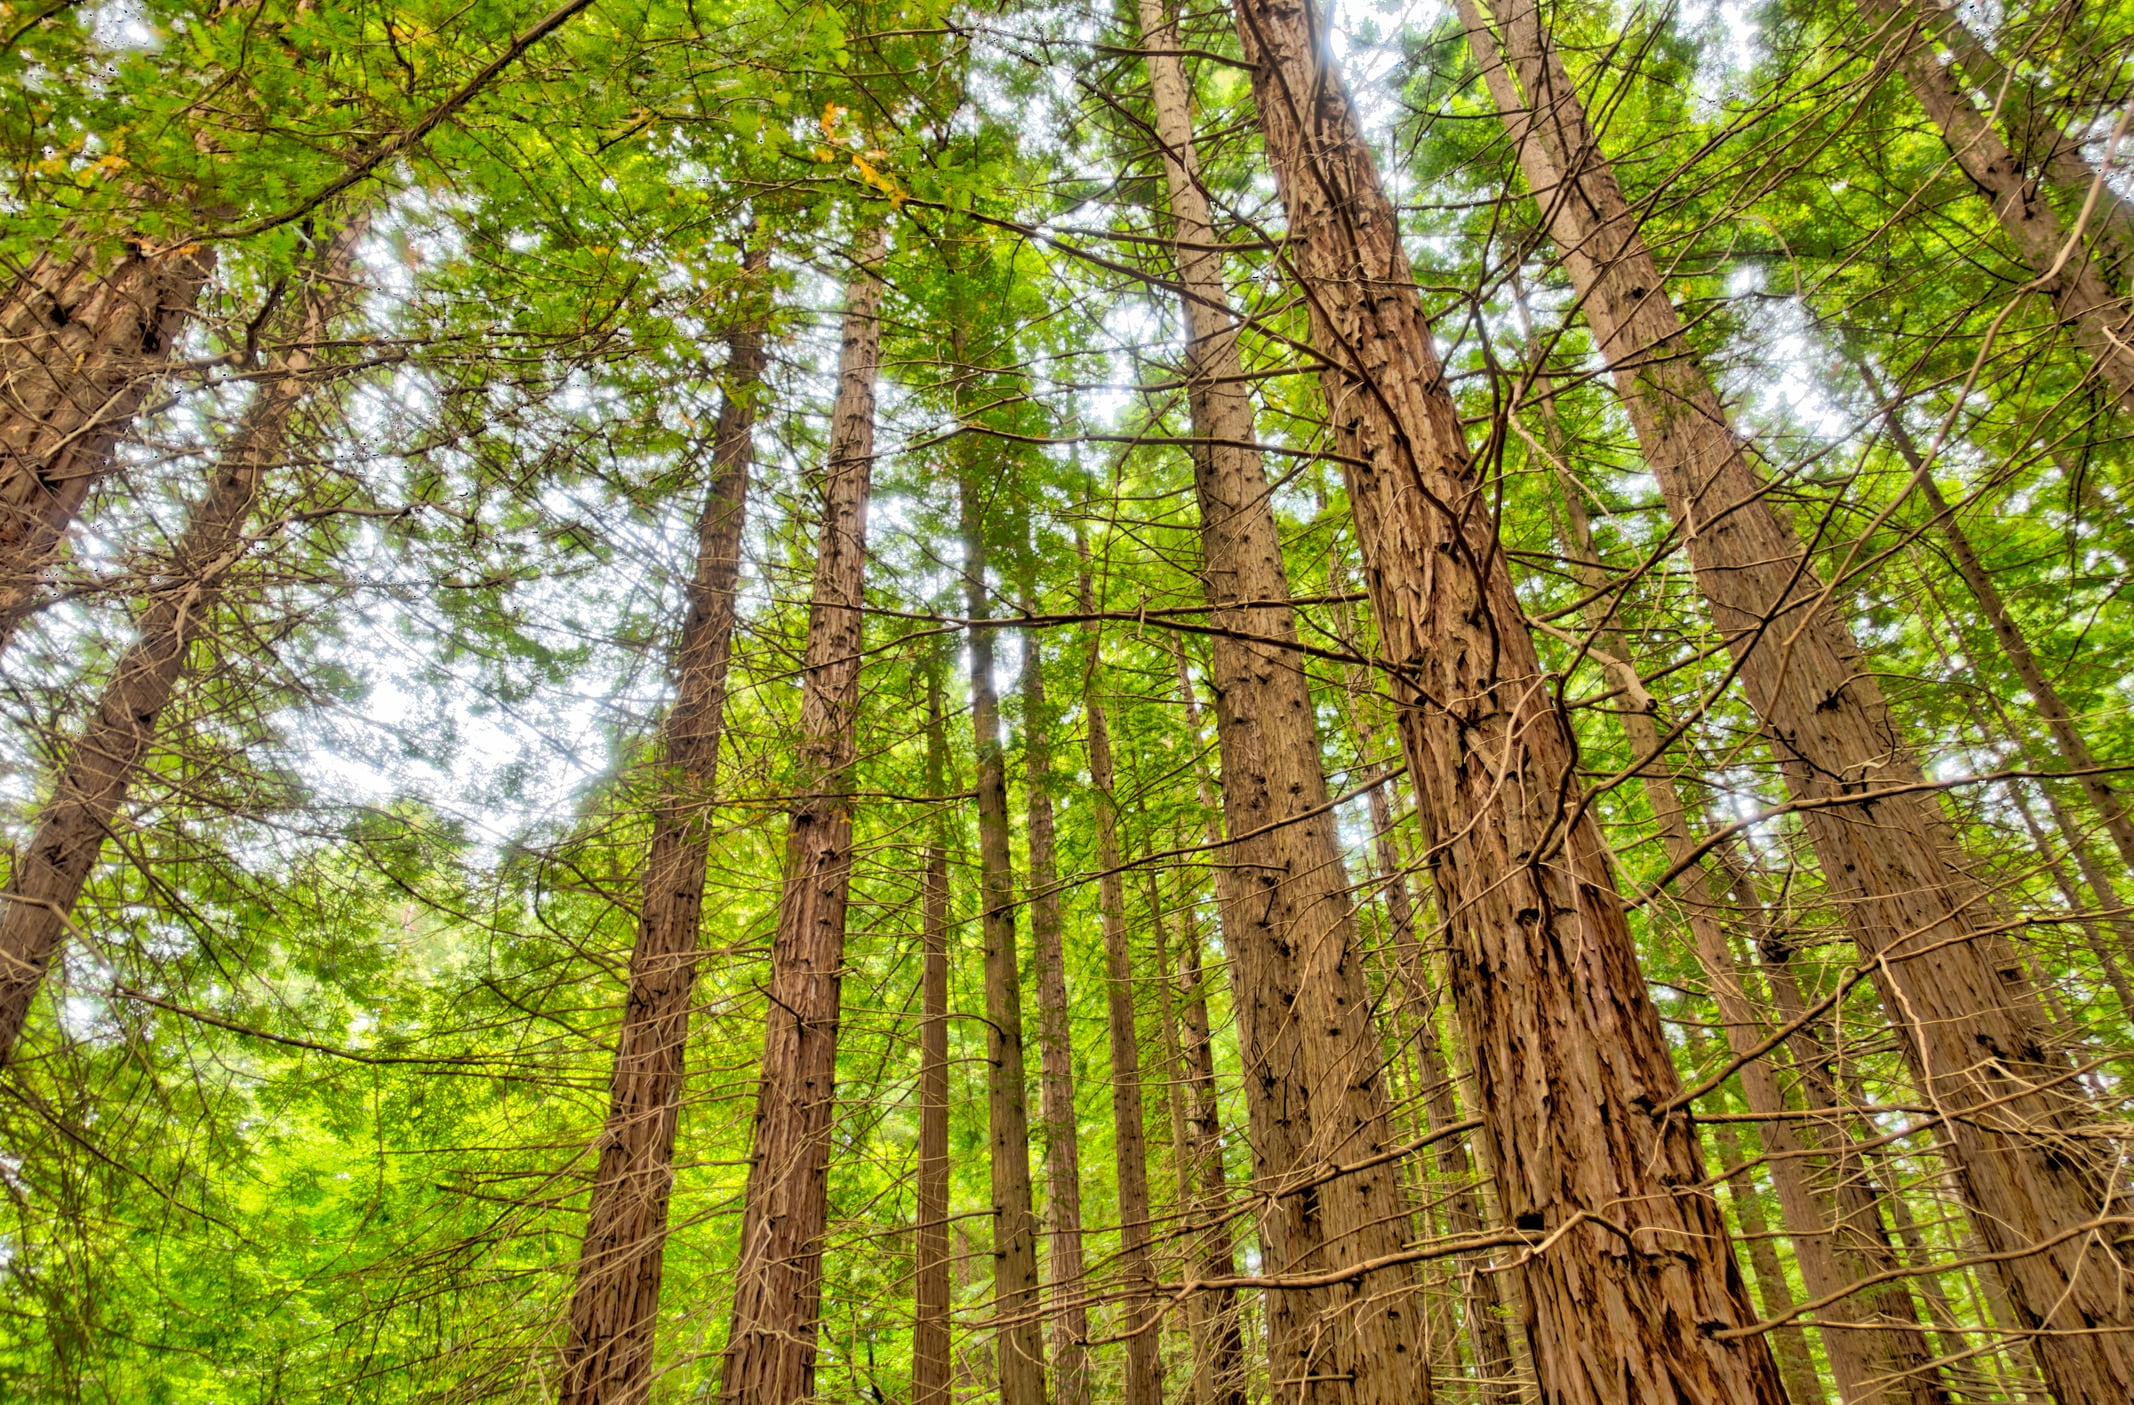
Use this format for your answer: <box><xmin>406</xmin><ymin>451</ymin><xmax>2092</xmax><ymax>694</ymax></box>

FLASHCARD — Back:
<box><xmin>956</xmin><ymin>464</ymin><xmax>1048</xmax><ymax>1405</ymax></box>
<box><xmin>1083</xmin><ymin>625</ymin><xmax>1165</xmax><ymax>1405</ymax></box>
<box><xmin>0</xmin><ymin>235</ymin><xmax>219</xmax><ymax>650</ymax></box>
<box><xmin>1856</xmin><ymin>0</ymin><xmax>2134</xmax><ymax>413</ymax></box>
<box><xmin>1132</xmin><ymin>6</ymin><xmax>1430</xmax><ymax>1398</ymax></box>
<box><xmin>1468</xmin><ymin>4</ymin><xmax>2134</xmax><ymax>1396</ymax></box>
<box><xmin>1022</xmin><ymin>588</ymin><xmax>1094</xmax><ymax>1405</ymax></box>
<box><xmin>1224</xmin><ymin>0</ymin><xmax>1788</xmax><ymax>1399</ymax></box>
<box><xmin>0</xmin><ymin>222</ymin><xmax>351</xmax><ymax>1067</ymax></box>
<box><xmin>718</xmin><ymin>238</ymin><xmax>884</xmax><ymax>1405</ymax></box>
<box><xmin>916</xmin><ymin>661</ymin><xmax>955</xmax><ymax>1405</ymax></box>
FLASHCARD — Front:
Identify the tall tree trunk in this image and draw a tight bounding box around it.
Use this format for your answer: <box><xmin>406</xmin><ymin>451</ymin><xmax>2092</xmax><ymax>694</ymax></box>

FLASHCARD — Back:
<box><xmin>1132</xmin><ymin>5</ymin><xmax>1430</xmax><ymax>1398</ymax></box>
<box><xmin>719</xmin><ymin>238</ymin><xmax>885</xmax><ymax>1405</ymax></box>
<box><xmin>956</xmin><ymin>465</ymin><xmax>1048</xmax><ymax>1405</ymax></box>
<box><xmin>0</xmin><ymin>222</ymin><xmax>352</xmax><ymax>1067</ymax></box>
<box><xmin>0</xmin><ymin>236</ymin><xmax>219</xmax><ymax>651</ymax></box>
<box><xmin>1858</xmin><ymin>356</ymin><xmax>2134</xmax><ymax>877</ymax></box>
<box><xmin>916</xmin><ymin>660</ymin><xmax>955</xmax><ymax>1405</ymax></box>
<box><xmin>564</xmin><ymin>243</ymin><xmax>770</xmax><ymax>1405</ymax></box>
<box><xmin>1223</xmin><ymin>0</ymin><xmax>1789</xmax><ymax>1399</ymax></box>
<box><xmin>1914</xmin><ymin>0</ymin><xmax>2134</xmax><ymax>285</ymax></box>
<box><xmin>1855</xmin><ymin>0</ymin><xmax>2134</xmax><ymax>412</ymax></box>
<box><xmin>1534</xmin><ymin>380</ymin><xmax>1945</xmax><ymax>1405</ymax></box>
<box><xmin>1082</xmin><ymin>608</ymin><xmax>1165</xmax><ymax>1405</ymax></box>
<box><xmin>1468</xmin><ymin>4</ymin><xmax>2134</xmax><ymax>1396</ymax></box>
<box><xmin>1022</xmin><ymin>589</ymin><xmax>1094</xmax><ymax>1405</ymax></box>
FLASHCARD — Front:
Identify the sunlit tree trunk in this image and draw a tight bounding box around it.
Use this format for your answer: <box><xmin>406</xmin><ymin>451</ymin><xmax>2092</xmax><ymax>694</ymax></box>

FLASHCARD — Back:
<box><xmin>916</xmin><ymin>661</ymin><xmax>955</xmax><ymax>1405</ymax></box>
<box><xmin>1021</xmin><ymin>587</ymin><xmax>1093</xmax><ymax>1405</ymax></box>
<box><xmin>718</xmin><ymin>238</ymin><xmax>884</xmax><ymax>1405</ymax></box>
<box><xmin>1133</xmin><ymin>5</ymin><xmax>1429</xmax><ymax>1396</ymax></box>
<box><xmin>956</xmin><ymin>458</ymin><xmax>1048</xmax><ymax>1405</ymax></box>
<box><xmin>0</xmin><ymin>220</ymin><xmax>353</xmax><ymax>1067</ymax></box>
<box><xmin>1468</xmin><ymin>4</ymin><xmax>2134</xmax><ymax>1395</ymax></box>
<box><xmin>0</xmin><ymin>236</ymin><xmax>219</xmax><ymax>651</ymax></box>
<box><xmin>1222</xmin><ymin>0</ymin><xmax>1789</xmax><ymax>1398</ymax></box>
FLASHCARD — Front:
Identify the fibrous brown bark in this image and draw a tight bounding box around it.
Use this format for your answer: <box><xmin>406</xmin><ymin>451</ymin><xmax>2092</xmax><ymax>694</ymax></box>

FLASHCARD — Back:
<box><xmin>1857</xmin><ymin>0</ymin><xmax>2134</xmax><ymax>414</ymax></box>
<box><xmin>718</xmin><ymin>238</ymin><xmax>885</xmax><ymax>1405</ymax></box>
<box><xmin>564</xmin><ymin>243</ymin><xmax>771</xmax><ymax>1405</ymax></box>
<box><xmin>0</xmin><ymin>221</ymin><xmax>351</xmax><ymax>1066</ymax></box>
<box><xmin>1467</xmin><ymin>3</ymin><xmax>2134</xmax><ymax>1395</ymax></box>
<box><xmin>915</xmin><ymin>662</ymin><xmax>954</xmax><ymax>1405</ymax></box>
<box><xmin>1082</xmin><ymin>608</ymin><xmax>1164</xmax><ymax>1405</ymax></box>
<box><xmin>955</xmin><ymin>465</ymin><xmax>1047</xmax><ymax>1405</ymax></box>
<box><xmin>0</xmin><ymin>235</ymin><xmax>218</xmax><ymax>651</ymax></box>
<box><xmin>1133</xmin><ymin>5</ymin><xmax>1429</xmax><ymax>1398</ymax></box>
<box><xmin>1223</xmin><ymin>0</ymin><xmax>1790</xmax><ymax>1399</ymax></box>
<box><xmin>1021</xmin><ymin>595</ymin><xmax>1093</xmax><ymax>1405</ymax></box>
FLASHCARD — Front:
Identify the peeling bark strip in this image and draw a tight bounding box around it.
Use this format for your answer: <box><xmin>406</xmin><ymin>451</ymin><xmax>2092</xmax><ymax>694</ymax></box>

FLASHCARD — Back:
<box><xmin>718</xmin><ymin>233</ymin><xmax>886</xmax><ymax>1405</ymax></box>
<box><xmin>0</xmin><ymin>221</ymin><xmax>357</xmax><ymax>1067</ymax></box>
<box><xmin>1857</xmin><ymin>0</ymin><xmax>2134</xmax><ymax>414</ymax></box>
<box><xmin>1467</xmin><ymin>2</ymin><xmax>2134</xmax><ymax>1397</ymax></box>
<box><xmin>1132</xmin><ymin>3</ymin><xmax>1431</xmax><ymax>1398</ymax></box>
<box><xmin>1222</xmin><ymin>0</ymin><xmax>1791</xmax><ymax>1400</ymax></box>
<box><xmin>0</xmin><ymin>236</ymin><xmax>218</xmax><ymax>652</ymax></box>
<box><xmin>957</xmin><ymin>460</ymin><xmax>1047</xmax><ymax>1405</ymax></box>
<box><xmin>914</xmin><ymin>664</ymin><xmax>954</xmax><ymax>1405</ymax></box>
<box><xmin>561</xmin><ymin>244</ymin><xmax>772</xmax><ymax>1405</ymax></box>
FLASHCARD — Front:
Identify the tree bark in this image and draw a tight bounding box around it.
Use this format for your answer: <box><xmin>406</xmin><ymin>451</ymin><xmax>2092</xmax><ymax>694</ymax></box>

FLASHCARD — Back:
<box><xmin>1468</xmin><ymin>4</ymin><xmax>2134</xmax><ymax>1396</ymax></box>
<box><xmin>1022</xmin><ymin>588</ymin><xmax>1094</xmax><ymax>1405</ymax></box>
<box><xmin>0</xmin><ymin>235</ymin><xmax>219</xmax><ymax>651</ymax></box>
<box><xmin>956</xmin><ymin>464</ymin><xmax>1048</xmax><ymax>1405</ymax></box>
<box><xmin>1133</xmin><ymin>6</ymin><xmax>1430</xmax><ymax>1398</ymax></box>
<box><xmin>0</xmin><ymin>221</ymin><xmax>352</xmax><ymax>1067</ymax></box>
<box><xmin>1856</xmin><ymin>0</ymin><xmax>2134</xmax><ymax>414</ymax></box>
<box><xmin>916</xmin><ymin>661</ymin><xmax>955</xmax><ymax>1405</ymax></box>
<box><xmin>1224</xmin><ymin>0</ymin><xmax>1789</xmax><ymax>1399</ymax></box>
<box><xmin>718</xmin><ymin>237</ymin><xmax>885</xmax><ymax>1405</ymax></box>
<box><xmin>1083</xmin><ymin>615</ymin><xmax>1165</xmax><ymax>1405</ymax></box>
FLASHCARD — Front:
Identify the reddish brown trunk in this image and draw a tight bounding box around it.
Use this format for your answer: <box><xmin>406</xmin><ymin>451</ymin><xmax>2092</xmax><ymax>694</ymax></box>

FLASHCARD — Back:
<box><xmin>1083</xmin><ymin>638</ymin><xmax>1164</xmax><ymax>1405</ymax></box>
<box><xmin>1021</xmin><ymin>595</ymin><xmax>1093</xmax><ymax>1405</ymax></box>
<box><xmin>0</xmin><ymin>224</ymin><xmax>351</xmax><ymax>1066</ymax></box>
<box><xmin>718</xmin><ymin>240</ymin><xmax>884</xmax><ymax>1405</ymax></box>
<box><xmin>564</xmin><ymin>246</ymin><xmax>771</xmax><ymax>1405</ymax></box>
<box><xmin>1695</xmin><ymin>1079</ymin><xmax>1821</xmax><ymax>1405</ymax></box>
<box><xmin>955</xmin><ymin>465</ymin><xmax>1048</xmax><ymax>1405</ymax></box>
<box><xmin>916</xmin><ymin>663</ymin><xmax>954</xmax><ymax>1405</ymax></box>
<box><xmin>0</xmin><ymin>236</ymin><xmax>218</xmax><ymax>649</ymax></box>
<box><xmin>1133</xmin><ymin>4</ymin><xmax>1429</xmax><ymax>1396</ymax></box>
<box><xmin>1469</xmin><ymin>2</ymin><xmax>2134</xmax><ymax>1395</ymax></box>
<box><xmin>1225</xmin><ymin>0</ymin><xmax>1789</xmax><ymax>1397</ymax></box>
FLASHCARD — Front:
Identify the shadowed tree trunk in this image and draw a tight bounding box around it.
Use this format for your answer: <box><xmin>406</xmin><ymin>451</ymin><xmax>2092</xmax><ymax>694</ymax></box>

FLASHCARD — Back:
<box><xmin>0</xmin><ymin>220</ymin><xmax>355</xmax><ymax>1067</ymax></box>
<box><xmin>1021</xmin><ymin>582</ymin><xmax>1093</xmax><ymax>1405</ymax></box>
<box><xmin>956</xmin><ymin>459</ymin><xmax>1048</xmax><ymax>1405</ymax></box>
<box><xmin>916</xmin><ymin>659</ymin><xmax>955</xmax><ymax>1405</ymax></box>
<box><xmin>1466</xmin><ymin>4</ymin><xmax>2134</xmax><ymax>1395</ymax></box>
<box><xmin>1132</xmin><ymin>4</ymin><xmax>1430</xmax><ymax>1397</ymax></box>
<box><xmin>0</xmin><ymin>235</ymin><xmax>219</xmax><ymax>651</ymax></box>
<box><xmin>718</xmin><ymin>235</ymin><xmax>885</xmax><ymax>1405</ymax></box>
<box><xmin>1221</xmin><ymin>0</ymin><xmax>1792</xmax><ymax>1397</ymax></box>
<box><xmin>562</xmin><ymin>240</ymin><xmax>771</xmax><ymax>1405</ymax></box>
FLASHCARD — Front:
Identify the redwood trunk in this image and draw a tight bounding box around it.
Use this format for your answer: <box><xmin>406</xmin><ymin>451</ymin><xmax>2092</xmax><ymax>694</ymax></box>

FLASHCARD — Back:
<box><xmin>0</xmin><ymin>225</ymin><xmax>350</xmax><ymax>1066</ymax></box>
<box><xmin>1133</xmin><ymin>4</ymin><xmax>1429</xmax><ymax>1396</ymax></box>
<box><xmin>956</xmin><ymin>467</ymin><xmax>1048</xmax><ymax>1405</ymax></box>
<box><xmin>1085</xmin><ymin>661</ymin><xmax>1165</xmax><ymax>1405</ymax></box>
<box><xmin>1225</xmin><ymin>0</ymin><xmax>1789</xmax><ymax>1398</ymax></box>
<box><xmin>0</xmin><ymin>236</ymin><xmax>218</xmax><ymax>650</ymax></box>
<box><xmin>1021</xmin><ymin>599</ymin><xmax>1093</xmax><ymax>1405</ymax></box>
<box><xmin>915</xmin><ymin>664</ymin><xmax>954</xmax><ymax>1405</ymax></box>
<box><xmin>564</xmin><ymin>247</ymin><xmax>771</xmax><ymax>1405</ymax></box>
<box><xmin>1470</xmin><ymin>3</ymin><xmax>2134</xmax><ymax>1395</ymax></box>
<box><xmin>719</xmin><ymin>241</ymin><xmax>884</xmax><ymax>1405</ymax></box>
